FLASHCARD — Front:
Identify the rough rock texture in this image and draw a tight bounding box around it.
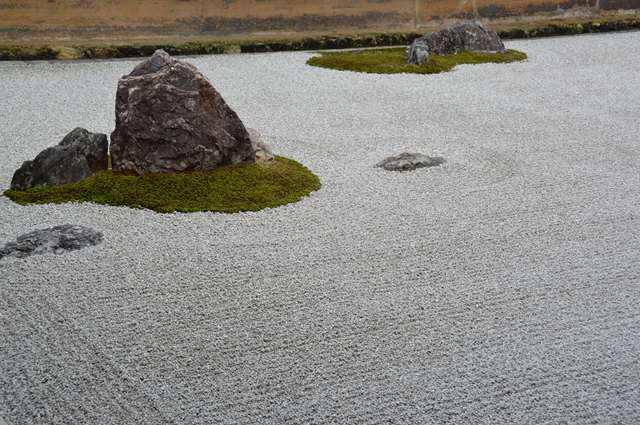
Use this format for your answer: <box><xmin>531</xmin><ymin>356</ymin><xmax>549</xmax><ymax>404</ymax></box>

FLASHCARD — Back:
<box><xmin>248</xmin><ymin>128</ymin><xmax>275</xmax><ymax>163</ymax></box>
<box><xmin>110</xmin><ymin>49</ymin><xmax>255</xmax><ymax>175</ymax></box>
<box><xmin>407</xmin><ymin>39</ymin><xmax>431</xmax><ymax>66</ymax></box>
<box><xmin>376</xmin><ymin>152</ymin><xmax>445</xmax><ymax>171</ymax></box>
<box><xmin>0</xmin><ymin>224</ymin><xmax>103</xmax><ymax>260</ymax></box>
<box><xmin>10</xmin><ymin>128</ymin><xmax>108</xmax><ymax>191</ymax></box>
<box><xmin>408</xmin><ymin>22</ymin><xmax>505</xmax><ymax>65</ymax></box>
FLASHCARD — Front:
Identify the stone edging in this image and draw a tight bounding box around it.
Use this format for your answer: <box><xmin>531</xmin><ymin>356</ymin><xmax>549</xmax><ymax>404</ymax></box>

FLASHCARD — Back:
<box><xmin>1</xmin><ymin>18</ymin><xmax>638</xmax><ymax>61</ymax></box>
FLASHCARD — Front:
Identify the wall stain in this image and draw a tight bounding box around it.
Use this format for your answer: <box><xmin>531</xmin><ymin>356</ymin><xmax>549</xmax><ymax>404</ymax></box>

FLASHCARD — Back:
<box><xmin>0</xmin><ymin>0</ymin><xmax>638</xmax><ymax>38</ymax></box>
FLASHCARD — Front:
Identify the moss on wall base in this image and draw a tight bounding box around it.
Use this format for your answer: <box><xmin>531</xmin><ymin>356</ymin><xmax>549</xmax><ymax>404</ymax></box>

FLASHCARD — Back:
<box><xmin>0</xmin><ymin>16</ymin><xmax>639</xmax><ymax>61</ymax></box>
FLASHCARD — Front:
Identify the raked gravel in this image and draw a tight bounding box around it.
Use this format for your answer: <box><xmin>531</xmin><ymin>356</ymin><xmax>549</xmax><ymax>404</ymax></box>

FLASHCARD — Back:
<box><xmin>1</xmin><ymin>32</ymin><xmax>640</xmax><ymax>424</ymax></box>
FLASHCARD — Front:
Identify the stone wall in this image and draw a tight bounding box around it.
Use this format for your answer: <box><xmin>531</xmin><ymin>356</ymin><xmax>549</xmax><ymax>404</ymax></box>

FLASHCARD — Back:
<box><xmin>1</xmin><ymin>0</ymin><xmax>639</xmax><ymax>39</ymax></box>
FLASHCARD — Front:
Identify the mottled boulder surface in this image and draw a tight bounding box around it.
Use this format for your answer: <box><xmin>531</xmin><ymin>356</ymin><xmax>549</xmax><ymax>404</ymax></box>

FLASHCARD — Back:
<box><xmin>376</xmin><ymin>152</ymin><xmax>445</xmax><ymax>171</ymax></box>
<box><xmin>10</xmin><ymin>128</ymin><xmax>108</xmax><ymax>191</ymax></box>
<box><xmin>0</xmin><ymin>224</ymin><xmax>103</xmax><ymax>260</ymax></box>
<box><xmin>407</xmin><ymin>22</ymin><xmax>505</xmax><ymax>65</ymax></box>
<box><xmin>110</xmin><ymin>49</ymin><xmax>255</xmax><ymax>175</ymax></box>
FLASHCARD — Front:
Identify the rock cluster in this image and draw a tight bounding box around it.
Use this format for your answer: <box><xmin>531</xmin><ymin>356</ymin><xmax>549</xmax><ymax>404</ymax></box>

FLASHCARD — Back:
<box><xmin>407</xmin><ymin>22</ymin><xmax>505</xmax><ymax>65</ymax></box>
<box><xmin>0</xmin><ymin>224</ymin><xmax>103</xmax><ymax>260</ymax></box>
<box><xmin>110</xmin><ymin>50</ymin><xmax>258</xmax><ymax>175</ymax></box>
<box><xmin>9</xmin><ymin>50</ymin><xmax>272</xmax><ymax>190</ymax></box>
<box><xmin>376</xmin><ymin>153</ymin><xmax>445</xmax><ymax>172</ymax></box>
<box><xmin>10</xmin><ymin>128</ymin><xmax>108</xmax><ymax>191</ymax></box>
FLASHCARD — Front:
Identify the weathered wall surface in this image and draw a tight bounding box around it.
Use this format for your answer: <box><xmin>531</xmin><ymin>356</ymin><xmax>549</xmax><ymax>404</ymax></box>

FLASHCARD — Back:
<box><xmin>0</xmin><ymin>0</ymin><xmax>414</xmax><ymax>35</ymax></box>
<box><xmin>1</xmin><ymin>0</ymin><xmax>639</xmax><ymax>39</ymax></box>
<box><xmin>421</xmin><ymin>0</ymin><xmax>640</xmax><ymax>20</ymax></box>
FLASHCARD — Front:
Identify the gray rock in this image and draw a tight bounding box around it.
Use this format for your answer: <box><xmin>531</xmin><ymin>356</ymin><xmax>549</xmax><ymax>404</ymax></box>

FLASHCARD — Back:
<box><xmin>10</xmin><ymin>128</ymin><xmax>108</xmax><ymax>191</ymax></box>
<box><xmin>0</xmin><ymin>224</ymin><xmax>103</xmax><ymax>260</ymax></box>
<box><xmin>110</xmin><ymin>50</ymin><xmax>255</xmax><ymax>175</ymax></box>
<box><xmin>407</xmin><ymin>39</ymin><xmax>430</xmax><ymax>66</ymax></box>
<box><xmin>248</xmin><ymin>129</ymin><xmax>274</xmax><ymax>163</ymax></box>
<box><xmin>376</xmin><ymin>152</ymin><xmax>445</xmax><ymax>171</ymax></box>
<box><xmin>407</xmin><ymin>22</ymin><xmax>505</xmax><ymax>65</ymax></box>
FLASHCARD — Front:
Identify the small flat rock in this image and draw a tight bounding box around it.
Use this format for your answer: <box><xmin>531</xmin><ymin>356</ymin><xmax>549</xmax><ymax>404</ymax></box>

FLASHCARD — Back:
<box><xmin>376</xmin><ymin>153</ymin><xmax>445</xmax><ymax>171</ymax></box>
<box><xmin>0</xmin><ymin>224</ymin><xmax>103</xmax><ymax>260</ymax></box>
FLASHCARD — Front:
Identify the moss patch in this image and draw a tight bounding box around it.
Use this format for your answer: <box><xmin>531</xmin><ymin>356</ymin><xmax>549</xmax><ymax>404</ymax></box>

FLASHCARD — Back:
<box><xmin>307</xmin><ymin>48</ymin><xmax>527</xmax><ymax>74</ymax></box>
<box><xmin>4</xmin><ymin>156</ymin><xmax>321</xmax><ymax>214</ymax></box>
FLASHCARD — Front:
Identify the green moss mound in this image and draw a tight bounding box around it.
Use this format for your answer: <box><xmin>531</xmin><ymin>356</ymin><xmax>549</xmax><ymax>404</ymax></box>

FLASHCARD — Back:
<box><xmin>306</xmin><ymin>48</ymin><xmax>527</xmax><ymax>74</ymax></box>
<box><xmin>4</xmin><ymin>157</ymin><xmax>321</xmax><ymax>214</ymax></box>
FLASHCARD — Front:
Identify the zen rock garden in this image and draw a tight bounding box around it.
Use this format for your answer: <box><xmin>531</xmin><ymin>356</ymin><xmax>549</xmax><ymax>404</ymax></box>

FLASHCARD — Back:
<box><xmin>3</xmin><ymin>12</ymin><xmax>640</xmax><ymax>425</ymax></box>
<box><xmin>11</xmin><ymin>49</ymin><xmax>273</xmax><ymax>190</ymax></box>
<box><xmin>3</xmin><ymin>49</ymin><xmax>322</xmax><ymax>214</ymax></box>
<box><xmin>307</xmin><ymin>22</ymin><xmax>525</xmax><ymax>75</ymax></box>
<box><xmin>3</xmin><ymin>50</ymin><xmax>292</xmax><ymax>258</ymax></box>
<box><xmin>3</xmin><ymin>23</ymin><xmax>514</xmax><ymax>259</ymax></box>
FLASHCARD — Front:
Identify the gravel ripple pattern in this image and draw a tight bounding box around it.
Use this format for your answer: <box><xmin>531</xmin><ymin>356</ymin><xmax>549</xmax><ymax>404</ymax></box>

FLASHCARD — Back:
<box><xmin>1</xmin><ymin>32</ymin><xmax>640</xmax><ymax>424</ymax></box>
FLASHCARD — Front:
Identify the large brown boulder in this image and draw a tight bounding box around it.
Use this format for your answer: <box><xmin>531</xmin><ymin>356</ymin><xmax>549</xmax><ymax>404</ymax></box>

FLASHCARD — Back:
<box><xmin>110</xmin><ymin>50</ymin><xmax>255</xmax><ymax>175</ymax></box>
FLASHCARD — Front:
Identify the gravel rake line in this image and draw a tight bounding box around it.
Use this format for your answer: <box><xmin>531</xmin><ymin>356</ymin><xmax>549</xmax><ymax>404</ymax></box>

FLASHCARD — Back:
<box><xmin>0</xmin><ymin>291</ymin><xmax>172</xmax><ymax>424</ymax></box>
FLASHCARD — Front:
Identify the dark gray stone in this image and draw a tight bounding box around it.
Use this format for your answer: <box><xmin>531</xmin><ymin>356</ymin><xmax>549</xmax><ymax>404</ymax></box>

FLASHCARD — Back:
<box><xmin>0</xmin><ymin>224</ymin><xmax>103</xmax><ymax>260</ymax></box>
<box><xmin>10</xmin><ymin>128</ymin><xmax>108</xmax><ymax>191</ymax></box>
<box><xmin>407</xmin><ymin>22</ymin><xmax>505</xmax><ymax>65</ymax></box>
<box><xmin>376</xmin><ymin>153</ymin><xmax>445</xmax><ymax>171</ymax></box>
<box><xmin>110</xmin><ymin>49</ymin><xmax>255</xmax><ymax>175</ymax></box>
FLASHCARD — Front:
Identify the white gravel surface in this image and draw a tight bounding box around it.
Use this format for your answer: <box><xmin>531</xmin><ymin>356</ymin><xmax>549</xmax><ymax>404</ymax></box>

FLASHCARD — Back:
<box><xmin>1</xmin><ymin>32</ymin><xmax>640</xmax><ymax>424</ymax></box>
